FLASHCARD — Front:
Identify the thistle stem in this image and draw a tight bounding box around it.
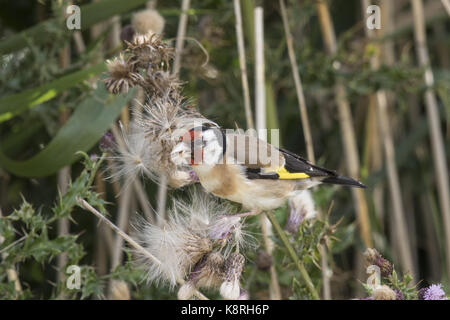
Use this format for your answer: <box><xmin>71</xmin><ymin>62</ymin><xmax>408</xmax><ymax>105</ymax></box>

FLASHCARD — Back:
<box><xmin>265</xmin><ymin>211</ymin><xmax>319</xmax><ymax>300</ymax></box>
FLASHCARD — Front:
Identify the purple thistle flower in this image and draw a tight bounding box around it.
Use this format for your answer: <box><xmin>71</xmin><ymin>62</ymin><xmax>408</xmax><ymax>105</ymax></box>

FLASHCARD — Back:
<box><xmin>422</xmin><ymin>284</ymin><xmax>448</xmax><ymax>300</ymax></box>
<box><xmin>418</xmin><ymin>288</ymin><xmax>427</xmax><ymax>300</ymax></box>
<box><xmin>285</xmin><ymin>205</ymin><xmax>304</xmax><ymax>234</ymax></box>
<box><xmin>189</xmin><ymin>170</ymin><xmax>200</xmax><ymax>183</ymax></box>
<box><xmin>208</xmin><ymin>215</ymin><xmax>241</xmax><ymax>240</ymax></box>
<box><xmin>394</xmin><ymin>289</ymin><xmax>404</xmax><ymax>300</ymax></box>
<box><xmin>285</xmin><ymin>191</ymin><xmax>316</xmax><ymax>235</ymax></box>
<box><xmin>99</xmin><ymin>131</ymin><xmax>115</xmax><ymax>152</ymax></box>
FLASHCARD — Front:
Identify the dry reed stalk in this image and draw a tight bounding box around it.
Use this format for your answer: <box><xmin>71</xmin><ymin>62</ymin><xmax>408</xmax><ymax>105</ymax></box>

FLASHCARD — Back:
<box><xmin>94</xmin><ymin>172</ymin><xmax>112</xmax><ymax>275</ymax></box>
<box><xmin>156</xmin><ymin>0</ymin><xmax>191</xmax><ymax>222</ymax></box>
<box><xmin>254</xmin><ymin>6</ymin><xmax>282</xmax><ymax>300</ymax></box>
<box><xmin>77</xmin><ymin>197</ymin><xmax>209</xmax><ymax>300</ymax></box>
<box><xmin>56</xmin><ymin>10</ymin><xmax>72</xmax><ymax>285</ymax></box>
<box><xmin>173</xmin><ymin>0</ymin><xmax>190</xmax><ymax>75</ymax></box>
<box><xmin>106</xmin><ymin>17</ymin><xmax>135</xmax><ymax>298</ymax></box>
<box><xmin>73</xmin><ymin>32</ymin><xmax>86</xmax><ymax>54</ymax></box>
<box><xmin>362</xmin><ymin>0</ymin><xmax>416</xmax><ymax>277</ymax></box>
<box><xmin>441</xmin><ymin>0</ymin><xmax>450</xmax><ymax>16</ymax></box>
<box><xmin>147</xmin><ymin>1</ymin><xmax>157</xmax><ymax>9</ymax></box>
<box><xmin>315</xmin><ymin>0</ymin><xmax>372</xmax><ymax>248</ymax></box>
<box><xmin>254</xmin><ymin>7</ymin><xmax>265</xmax><ymax>137</ymax></box>
<box><xmin>110</xmin><ymin>179</ymin><xmax>133</xmax><ymax>271</ymax></box>
<box><xmin>411</xmin><ymin>0</ymin><xmax>450</xmax><ymax>278</ymax></box>
<box><xmin>233</xmin><ymin>0</ymin><xmax>255</xmax><ymax>130</ymax></box>
<box><xmin>420</xmin><ymin>195</ymin><xmax>441</xmax><ymax>281</ymax></box>
<box><xmin>279</xmin><ymin>0</ymin><xmax>331</xmax><ymax>299</ymax></box>
<box><xmin>365</xmin><ymin>98</ymin><xmax>385</xmax><ymax>229</ymax></box>
<box><xmin>279</xmin><ymin>0</ymin><xmax>314</xmax><ymax>163</ymax></box>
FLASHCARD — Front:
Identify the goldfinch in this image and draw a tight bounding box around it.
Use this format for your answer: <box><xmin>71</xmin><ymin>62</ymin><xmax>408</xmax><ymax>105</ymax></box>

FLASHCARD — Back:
<box><xmin>170</xmin><ymin>126</ymin><xmax>366</xmax><ymax>214</ymax></box>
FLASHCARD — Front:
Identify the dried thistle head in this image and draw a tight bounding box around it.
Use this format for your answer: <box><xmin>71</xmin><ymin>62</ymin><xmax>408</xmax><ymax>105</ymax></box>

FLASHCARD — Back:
<box><xmin>131</xmin><ymin>9</ymin><xmax>165</xmax><ymax>35</ymax></box>
<box><xmin>132</xmin><ymin>98</ymin><xmax>217</xmax><ymax>187</ymax></box>
<box><xmin>104</xmin><ymin>54</ymin><xmax>143</xmax><ymax>94</ymax></box>
<box><xmin>144</xmin><ymin>70</ymin><xmax>182</xmax><ymax>98</ymax></box>
<box><xmin>189</xmin><ymin>251</ymin><xmax>225</xmax><ymax>289</ymax></box>
<box><xmin>127</xmin><ymin>32</ymin><xmax>174</xmax><ymax>70</ymax></box>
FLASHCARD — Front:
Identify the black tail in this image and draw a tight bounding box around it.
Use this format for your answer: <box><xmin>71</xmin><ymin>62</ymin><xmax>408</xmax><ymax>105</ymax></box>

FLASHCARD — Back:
<box><xmin>322</xmin><ymin>175</ymin><xmax>367</xmax><ymax>188</ymax></box>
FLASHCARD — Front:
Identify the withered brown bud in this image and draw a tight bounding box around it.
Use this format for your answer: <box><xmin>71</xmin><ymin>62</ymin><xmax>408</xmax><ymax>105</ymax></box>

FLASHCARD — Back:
<box><xmin>256</xmin><ymin>250</ymin><xmax>272</xmax><ymax>271</ymax></box>
<box><xmin>364</xmin><ymin>248</ymin><xmax>393</xmax><ymax>277</ymax></box>
<box><xmin>120</xmin><ymin>25</ymin><xmax>136</xmax><ymax>45</ymax></box>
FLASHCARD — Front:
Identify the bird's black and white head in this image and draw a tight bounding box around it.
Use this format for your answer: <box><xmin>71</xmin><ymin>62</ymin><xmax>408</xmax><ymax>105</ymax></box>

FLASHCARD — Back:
<box><xmin>171</xmin><ymin>126</ymin><xmax>226</xmax><ymax>166</ymax></box>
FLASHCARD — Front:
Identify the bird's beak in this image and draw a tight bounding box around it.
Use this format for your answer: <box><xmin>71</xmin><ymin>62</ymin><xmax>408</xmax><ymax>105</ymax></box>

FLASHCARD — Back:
<box><xmin>170</xmin><ymin>142</ymin><xmax>191</xmax><ymax>166</ymax></box>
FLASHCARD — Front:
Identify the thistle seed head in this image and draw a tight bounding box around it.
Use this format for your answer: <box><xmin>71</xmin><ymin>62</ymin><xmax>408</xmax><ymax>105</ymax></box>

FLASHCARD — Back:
<box><xmin>127</xmin><ymin>33</ymin><xmax>174</xmax><ymax>70</ymax></box>
<box><xmin>132</xmin><ymin>212</ymin><xmax>212</xmax><ymax>288</ymax></box>
<box><xmin>372</xmin><ymin>285</ymin><xmax>396</xmax><ymax>300</ymax></box>
<box><xmin>177</xmin><ymin>281</ymin><xmax>196</xmax><ymax>300</ymax></box>
<box><xmin>131</xmin><ymin>9</ymin><xmax>165</xmax><ymax>35</ymax></box>
<box><xmin>188</xmin><ymin>251</ymin><xmax>225</xmax><ymax>289</ymax></box>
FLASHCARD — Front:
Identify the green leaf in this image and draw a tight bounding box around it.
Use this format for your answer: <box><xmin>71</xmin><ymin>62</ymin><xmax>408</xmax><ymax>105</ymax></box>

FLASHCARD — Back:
<box><xmin>0</xmin><ymin>63</ymin><xmax>106</xmax><ymax>121</ymax></box>
<box><xmin>0</xmin><ymin>0</ymin><xmax>149</xmax><ymax>55</ymax></box>
<box><xmin>0</xmin><ymin>86</ymin><xmax>133</xmax><ymax>177</ymax></box>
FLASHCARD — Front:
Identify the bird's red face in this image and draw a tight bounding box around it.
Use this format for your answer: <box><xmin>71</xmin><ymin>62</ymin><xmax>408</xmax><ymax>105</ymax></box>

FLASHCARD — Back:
<box><xmin>179</xmin><ymin>128</ymin><xmax>204</xmax><ymax>165</ymax></box>
<box><xmin>171</xmin><ymin>127</ymin><xmax>224</xmax><ymax>166</ymax></box>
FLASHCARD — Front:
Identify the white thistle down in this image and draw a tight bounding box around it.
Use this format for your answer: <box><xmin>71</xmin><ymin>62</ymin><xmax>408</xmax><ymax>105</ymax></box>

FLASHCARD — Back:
<box><xmin>220</xmin><ymin>252</ymin><xmax>245</xmax><ymax>300</ymax></box>
<box><xmin>133</xmin><ymin>212</ymin><xmax>211</xmax><ymax>288</ymax></box>
<box><xmin>171</xmin><ymin>189</ymin><xmax>253</xmax><ymax>254</ymax></box>
<box><xmin>132</xmin><ymin>98</ymin><xmax>216</xmax><ymax>187</ymax></box>
<box><xmin>177</xmin><ymin>282</ymin><xmax>196</xmax><ymax>300</ymax></box>
<box><xmin>285</xmin><ymin>190</ymin><xmax>317</xmax><ymax>234</ymax></box>
<box><xmin>132</xmin><ymin>190</ymin><xmax>251</xmax><ymax>290</ymax></box>
<box><xmin>131</xmin><ymin>9</ymin><xmax>165</xmax><ymax>36</ymax></box>
<box><xmin>107</xmin><ymin>122</ymin><xmax>154</xmax><ymax>184</ymax></box>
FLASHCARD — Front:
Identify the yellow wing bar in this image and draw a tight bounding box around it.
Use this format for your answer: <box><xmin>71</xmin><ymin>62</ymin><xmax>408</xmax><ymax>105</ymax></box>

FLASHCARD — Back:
<box><xmin>274</xmin><ymin>167</ymin><xmax>310</xmax><ymax>179</ymax></box>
